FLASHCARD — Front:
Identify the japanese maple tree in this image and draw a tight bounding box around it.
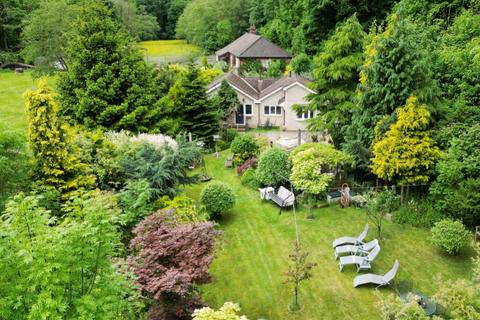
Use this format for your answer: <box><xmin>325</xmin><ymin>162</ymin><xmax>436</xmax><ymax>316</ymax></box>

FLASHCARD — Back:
<box><xmin>129</xmin><ymin>209</ymin><xmax>221</xmax><ymax>319</ymax></box>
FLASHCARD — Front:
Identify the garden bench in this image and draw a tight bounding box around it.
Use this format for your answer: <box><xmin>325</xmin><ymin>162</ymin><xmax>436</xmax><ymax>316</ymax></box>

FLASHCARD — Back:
<box><xmin>269</xmin><ymin>186</ymin><xmax>295</xmax><ymax>214</ymax></box>
<box><xmin>224</xmin><ymin>155</ymin><xmax>233</xmax><ymax>168</ymax></box>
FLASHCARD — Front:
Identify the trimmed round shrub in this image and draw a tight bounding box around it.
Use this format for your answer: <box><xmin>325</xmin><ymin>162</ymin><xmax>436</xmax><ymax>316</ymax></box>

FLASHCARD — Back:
<box><xmin>230</xmin><ymin>134</ymin><xmax>259</xmax><ymax>162</ymax></box>
<box><xmin>430</xmin><ymin>219</ymin><xmax>470</xmax><ymax>255</ymax></box>
<box><xmin>256</xmin><ymin>147</ymin><xmax>290</xmax><ymax>187</ymax></box>
<box><xmin>200</xmin><ymin>181</ymin><xmax>235</xmax><ymax>216</ymax></box>
<box><xmin>241</xmin><ymin>168</ymin><xmax>260</xmax><ymax>189</ymax></box>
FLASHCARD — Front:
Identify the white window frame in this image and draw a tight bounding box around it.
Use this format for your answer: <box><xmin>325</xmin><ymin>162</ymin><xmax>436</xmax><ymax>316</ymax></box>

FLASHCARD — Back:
<box><xmin>244</xmin><ymin>104</ymin><xmax>252</xmax><ymax>116</ymax></box>
<box><xmin>263</xmin><ymin>105</ymin><xmax>282</xmax><ymax>117</ymax></box>
<box><xmin>296</xmin><ymin>110</ymin><xmax>315</xmax><ymax>121</ymax></box>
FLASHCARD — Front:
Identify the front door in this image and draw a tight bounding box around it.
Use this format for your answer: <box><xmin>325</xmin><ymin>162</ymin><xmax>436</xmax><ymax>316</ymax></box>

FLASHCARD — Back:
<box><xmin>235</xmin><ymin>105</ymin><xmax>244</xmax><ymax>124</ymax></box>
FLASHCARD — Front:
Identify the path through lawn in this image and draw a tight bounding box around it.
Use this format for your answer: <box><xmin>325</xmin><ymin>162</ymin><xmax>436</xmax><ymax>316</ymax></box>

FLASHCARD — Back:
<box><xmin>184</xmin><ymin>152</ymin><xmax>473</xmax><ymax>320</ymax></box>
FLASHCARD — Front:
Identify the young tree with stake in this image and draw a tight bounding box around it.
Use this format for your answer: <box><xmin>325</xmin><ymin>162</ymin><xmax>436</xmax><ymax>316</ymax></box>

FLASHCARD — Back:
<box><xmin>285</xmin><ymin>240</ymin><xmax>317</xmax><ymax>311</ymax></box>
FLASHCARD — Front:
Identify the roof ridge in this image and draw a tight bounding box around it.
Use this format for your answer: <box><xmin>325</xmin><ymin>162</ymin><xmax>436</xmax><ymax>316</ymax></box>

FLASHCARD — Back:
<box><xmin>238</xmin><ymin>34</ymin><xmax>262</xmax><ymax>57</ymax></box>
<box><xmin>238</xmin><ymin>75</ymin><xmax>260</xmax><ymax>93</ymax></box>
<box><xmin>259</xmin><ymin>75</ymin><xmax>286</xmax><ymax>93</ymax></box>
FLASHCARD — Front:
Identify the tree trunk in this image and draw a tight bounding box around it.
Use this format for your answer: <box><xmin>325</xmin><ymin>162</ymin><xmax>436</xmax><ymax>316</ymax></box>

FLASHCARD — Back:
<box><xmin>400</xmin><ymin>185</ymin><xmax>404</xmax><ymax>205</ymax></box>
<box><xmin>294</xmin><ymin>285</ymin><xmax>298</xmax><ymax>307</ymax></box>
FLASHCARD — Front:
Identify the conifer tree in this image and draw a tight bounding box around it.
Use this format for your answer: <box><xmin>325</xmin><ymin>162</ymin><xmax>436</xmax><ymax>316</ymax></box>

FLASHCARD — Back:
<box><xmin>346</xmin><ymin>10</ymin><xmax>437</xmax><ymax>169</ymax></box>
<box><xmin>371</xmin><ymin>96</ymin><xmax>442</xmax><ymax>202</ymax></box>
<box><xmin>307</xmin><ymin>14</ymin><xmax>366</xmax><ymax>147</ymax></box>
<box><xmin>24</xmin><ymin>80</ymin><xmax>94</xmax><ymax>195</ymax></box>
<box><xmin>211</xmin><ymin>80</ymin><xmax>239</xmax><ymax>134</ymax></box>
<box><xmin>169</xmin><ymin>65</ymin><xmax>219</xmax><ymax>143</ymax></box>
<box><xmin>57</xmin><ymin>0</ymin><xmax>161</xmax><ymax>132</ymax></box>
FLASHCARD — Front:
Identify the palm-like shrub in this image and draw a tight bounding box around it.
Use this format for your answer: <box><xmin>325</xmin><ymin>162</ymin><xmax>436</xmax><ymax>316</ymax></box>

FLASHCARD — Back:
<box><xmin>200</xmin><ymin>182</ymin><xmax>235</xmax><ymax>216</ymax></box>
<box><xmin>431</xmin><ymin>219</ymin><xmax>470</xmax><ymax>255</ymax></box>
<box><xmin>256</xmin><ymin>147</ymin><xmax>290</xmax><ymax>187</ymax></box>
<box><xmin>230</xmin><ymin>135</ymin><xmax>259</xmax><ymax>162</ymax></box>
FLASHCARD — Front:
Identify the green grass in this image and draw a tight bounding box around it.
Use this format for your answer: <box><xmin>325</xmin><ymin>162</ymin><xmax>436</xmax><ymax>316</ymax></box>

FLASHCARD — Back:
<box><xmin>0</xmin><ymin>70</ymin><xmax>44</xmax><ymax>133</ymax></box>
<box><xmin>139</xmin><ymin>40</ymin><xmax>200</xmax><ymax>64</ymax></box>
<box><xmin>246</xmin><ymin>126</ymin><xmax>281</xmax><ymax>133</ymax></box>
<box><xmin>184</xmin><ymin>152</ymin><xmax>474</xmax><ymax>320</ymax></box>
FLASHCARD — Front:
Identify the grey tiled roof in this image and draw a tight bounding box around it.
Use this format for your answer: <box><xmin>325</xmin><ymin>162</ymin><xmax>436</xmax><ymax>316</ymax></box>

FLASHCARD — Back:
<box><xmin>208</xmin><ymin>72</ymin><xmax>311</xmax><ymax>101</ymax></box>
<box><xmin>216</xmin><ymin>33</ymin><xmax>292</xmax><ymax>59</ymax></box>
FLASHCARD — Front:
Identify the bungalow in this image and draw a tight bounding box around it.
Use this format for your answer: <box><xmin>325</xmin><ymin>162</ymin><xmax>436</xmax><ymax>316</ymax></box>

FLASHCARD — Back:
<box><xmin>215</xmin><ymin>26</ymin><xmax>292</xmax><ymax>69</ymax></box>
<box><xmin>207</xmin><ymin>71</ymin><xmax>316</xmax><ymax>131</ymax></box>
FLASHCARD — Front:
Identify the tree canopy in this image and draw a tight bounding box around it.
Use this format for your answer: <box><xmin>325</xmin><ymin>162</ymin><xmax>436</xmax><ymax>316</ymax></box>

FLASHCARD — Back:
<box><xmin>371</xmin><ymin>96</ymin><xmax>442</xmax><ymax>187</ymax></box>
<box><xmin>57</xmin><ymin>0</ymin><xmax>164</xmax><ymax>132</ymax></box>
<box><xmin>345</xmin><ymin>10</ymin><xmax>438</xmax><ymax>169</ymax></box>
<box><xmin>307</xmin><ymin>14</ymin><xmax>367</xmax><ymax>147</ymax></box>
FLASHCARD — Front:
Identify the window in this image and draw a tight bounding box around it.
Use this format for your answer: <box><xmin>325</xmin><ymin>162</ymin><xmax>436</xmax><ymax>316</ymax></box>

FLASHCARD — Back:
<box><xmin>264</xmin><ymin>105</ymin><xmax>282</xmax><ymax>116</ymax></box>
<box><xmin>245</xmin><ymin>104</ymin><xmax>252</xmax><ymax>115</ymax></box>
<box><xmin>296</xmin><ymin>110</ymin><xmax>315</xmax><ymax>120</ymax></box>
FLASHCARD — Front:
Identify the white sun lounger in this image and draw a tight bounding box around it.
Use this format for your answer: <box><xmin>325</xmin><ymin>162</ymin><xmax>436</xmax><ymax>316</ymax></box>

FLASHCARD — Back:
<box><xmin>334</xmin><ymin>239</ymin><xmax>379</xmax><ymax>259</ymax></box>
<box><xmin>332</xmin><ymin>223</ymin><xmax>369</xmax><ymax>248</ymax></box>
<box><xmin>339</xmin><ymin>244</ymin><xmax>380</xmax><ymax>272</ymax></box>
<box><xmin>353</xmin><ymin>260</ymin><xmax>399</xmax><ymax>288</ymax></box>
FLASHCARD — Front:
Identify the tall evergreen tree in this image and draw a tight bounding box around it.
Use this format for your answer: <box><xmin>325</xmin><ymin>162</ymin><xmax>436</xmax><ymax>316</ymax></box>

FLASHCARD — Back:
<box><xmin>307</xmin><ymin>14</ymin><xmax>366</xmax><ymax>147</ymax></box>
<box><xmin>168</xmin><ymin>65</ymin><xmax>219</xmax><ymax>143</ymax></box>
<box><xmin>211</xmin><ymin>80</ymin><xmax>239</xmax><ymax>134</ymax></box>
<box><xmin>24</xmin><ymin>80</ymin><xmax>94</xmax><ymax>195</ymax></box>
<box><xmin>301</xmin><ymin>0</ymin><xmax>395</xmax><ymax>55</ymax></box>
<box><xmin>57</xmin><ymin>0</ymin><xmax>162</xmax><ymax>132</ymax></box>
<box><xmin>345</xmin><ymin>10</ymin><xmax>437</xmax><ymax>169</ymax></box>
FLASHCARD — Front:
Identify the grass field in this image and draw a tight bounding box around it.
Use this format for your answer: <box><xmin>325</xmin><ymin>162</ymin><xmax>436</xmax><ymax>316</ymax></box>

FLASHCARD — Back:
<box><xmin>139</xmin><ymin>40</ymin><xmax>200</xmax><ymax>64</ymax></box>
<box><xmin>184</xmin><ymin>152</ymin><xmax>474</xmax><ymax>320</ymax></box>
<box><xmin>0</xmin><ymin>71</ymin><xmax>45</xmax><ymax>133</ymax></box>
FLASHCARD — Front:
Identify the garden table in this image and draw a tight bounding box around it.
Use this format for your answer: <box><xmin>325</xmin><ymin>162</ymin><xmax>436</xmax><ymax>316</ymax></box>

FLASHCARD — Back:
<box><xmin>259</xmin><ymin>187</ymin><xmax>274</xmax><ymax>200</ymax></box>
<box><xmin>399</xmin><ymin>291</ymin><xmax>436</xmax><ymax>316</ymax></box>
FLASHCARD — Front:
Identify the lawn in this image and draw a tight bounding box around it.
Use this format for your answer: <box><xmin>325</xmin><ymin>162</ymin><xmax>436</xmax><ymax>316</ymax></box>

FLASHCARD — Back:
<box><xmin>139</xmin><ymin>40</ymin><xmax>200</xmax><ymax>64</ymax></box>
<box><xmin>0</xmin><ymin>70</ymin><xmax>47</xmax><ymax>133</ymax></box>
<box><xmin>184</xmin><ymin>152</ymin><xmax>474</xmax><ymax>320</ymax></box>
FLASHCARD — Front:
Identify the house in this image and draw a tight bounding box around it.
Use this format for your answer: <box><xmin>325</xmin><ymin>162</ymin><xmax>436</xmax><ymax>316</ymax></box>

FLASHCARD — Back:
<box><xmin>207</xmin><ymin>71</ymin><xmax>316</xmax><ymax>131</ymax></box>
<box><xmin>215</xmin><ymin>26</ymin><xmax>292</xmax><ymax>69</ymax></box>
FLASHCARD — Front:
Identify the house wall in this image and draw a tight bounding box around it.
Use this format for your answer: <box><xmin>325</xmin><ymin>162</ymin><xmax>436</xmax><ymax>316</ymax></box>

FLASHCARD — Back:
<box><xmin>236</xmin><ymin>91</ymin><xmax>257</xmax><ymax>127</ymax></box>
<box><xmin>208</xmin><ymin>81</ymin><xmax>312</xmax><ymax>131</ymax></box>
<box><xmin>258</xmin><ymin>90</ymin><xmax>284</xmax><ymax>128</ymax></box>
<box><xmin>283</xmin><ymin>85</ymin><xmax>310</xmax><ymax>131</ymax></box>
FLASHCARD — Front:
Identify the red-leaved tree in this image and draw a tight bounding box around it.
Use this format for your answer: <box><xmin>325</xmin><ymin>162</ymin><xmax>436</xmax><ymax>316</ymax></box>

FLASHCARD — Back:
<box><xmin>129</xmin><ymin>209</ymin><xmax>221</xmax><ymax>319</ymax></box>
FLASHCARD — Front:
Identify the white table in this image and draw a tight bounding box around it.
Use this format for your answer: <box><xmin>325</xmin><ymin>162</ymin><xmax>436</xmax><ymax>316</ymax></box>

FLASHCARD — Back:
<box><xmin>259</xmin><ymin>187</ymin><xmax>274</xmax><ymax>200</ymax></box>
